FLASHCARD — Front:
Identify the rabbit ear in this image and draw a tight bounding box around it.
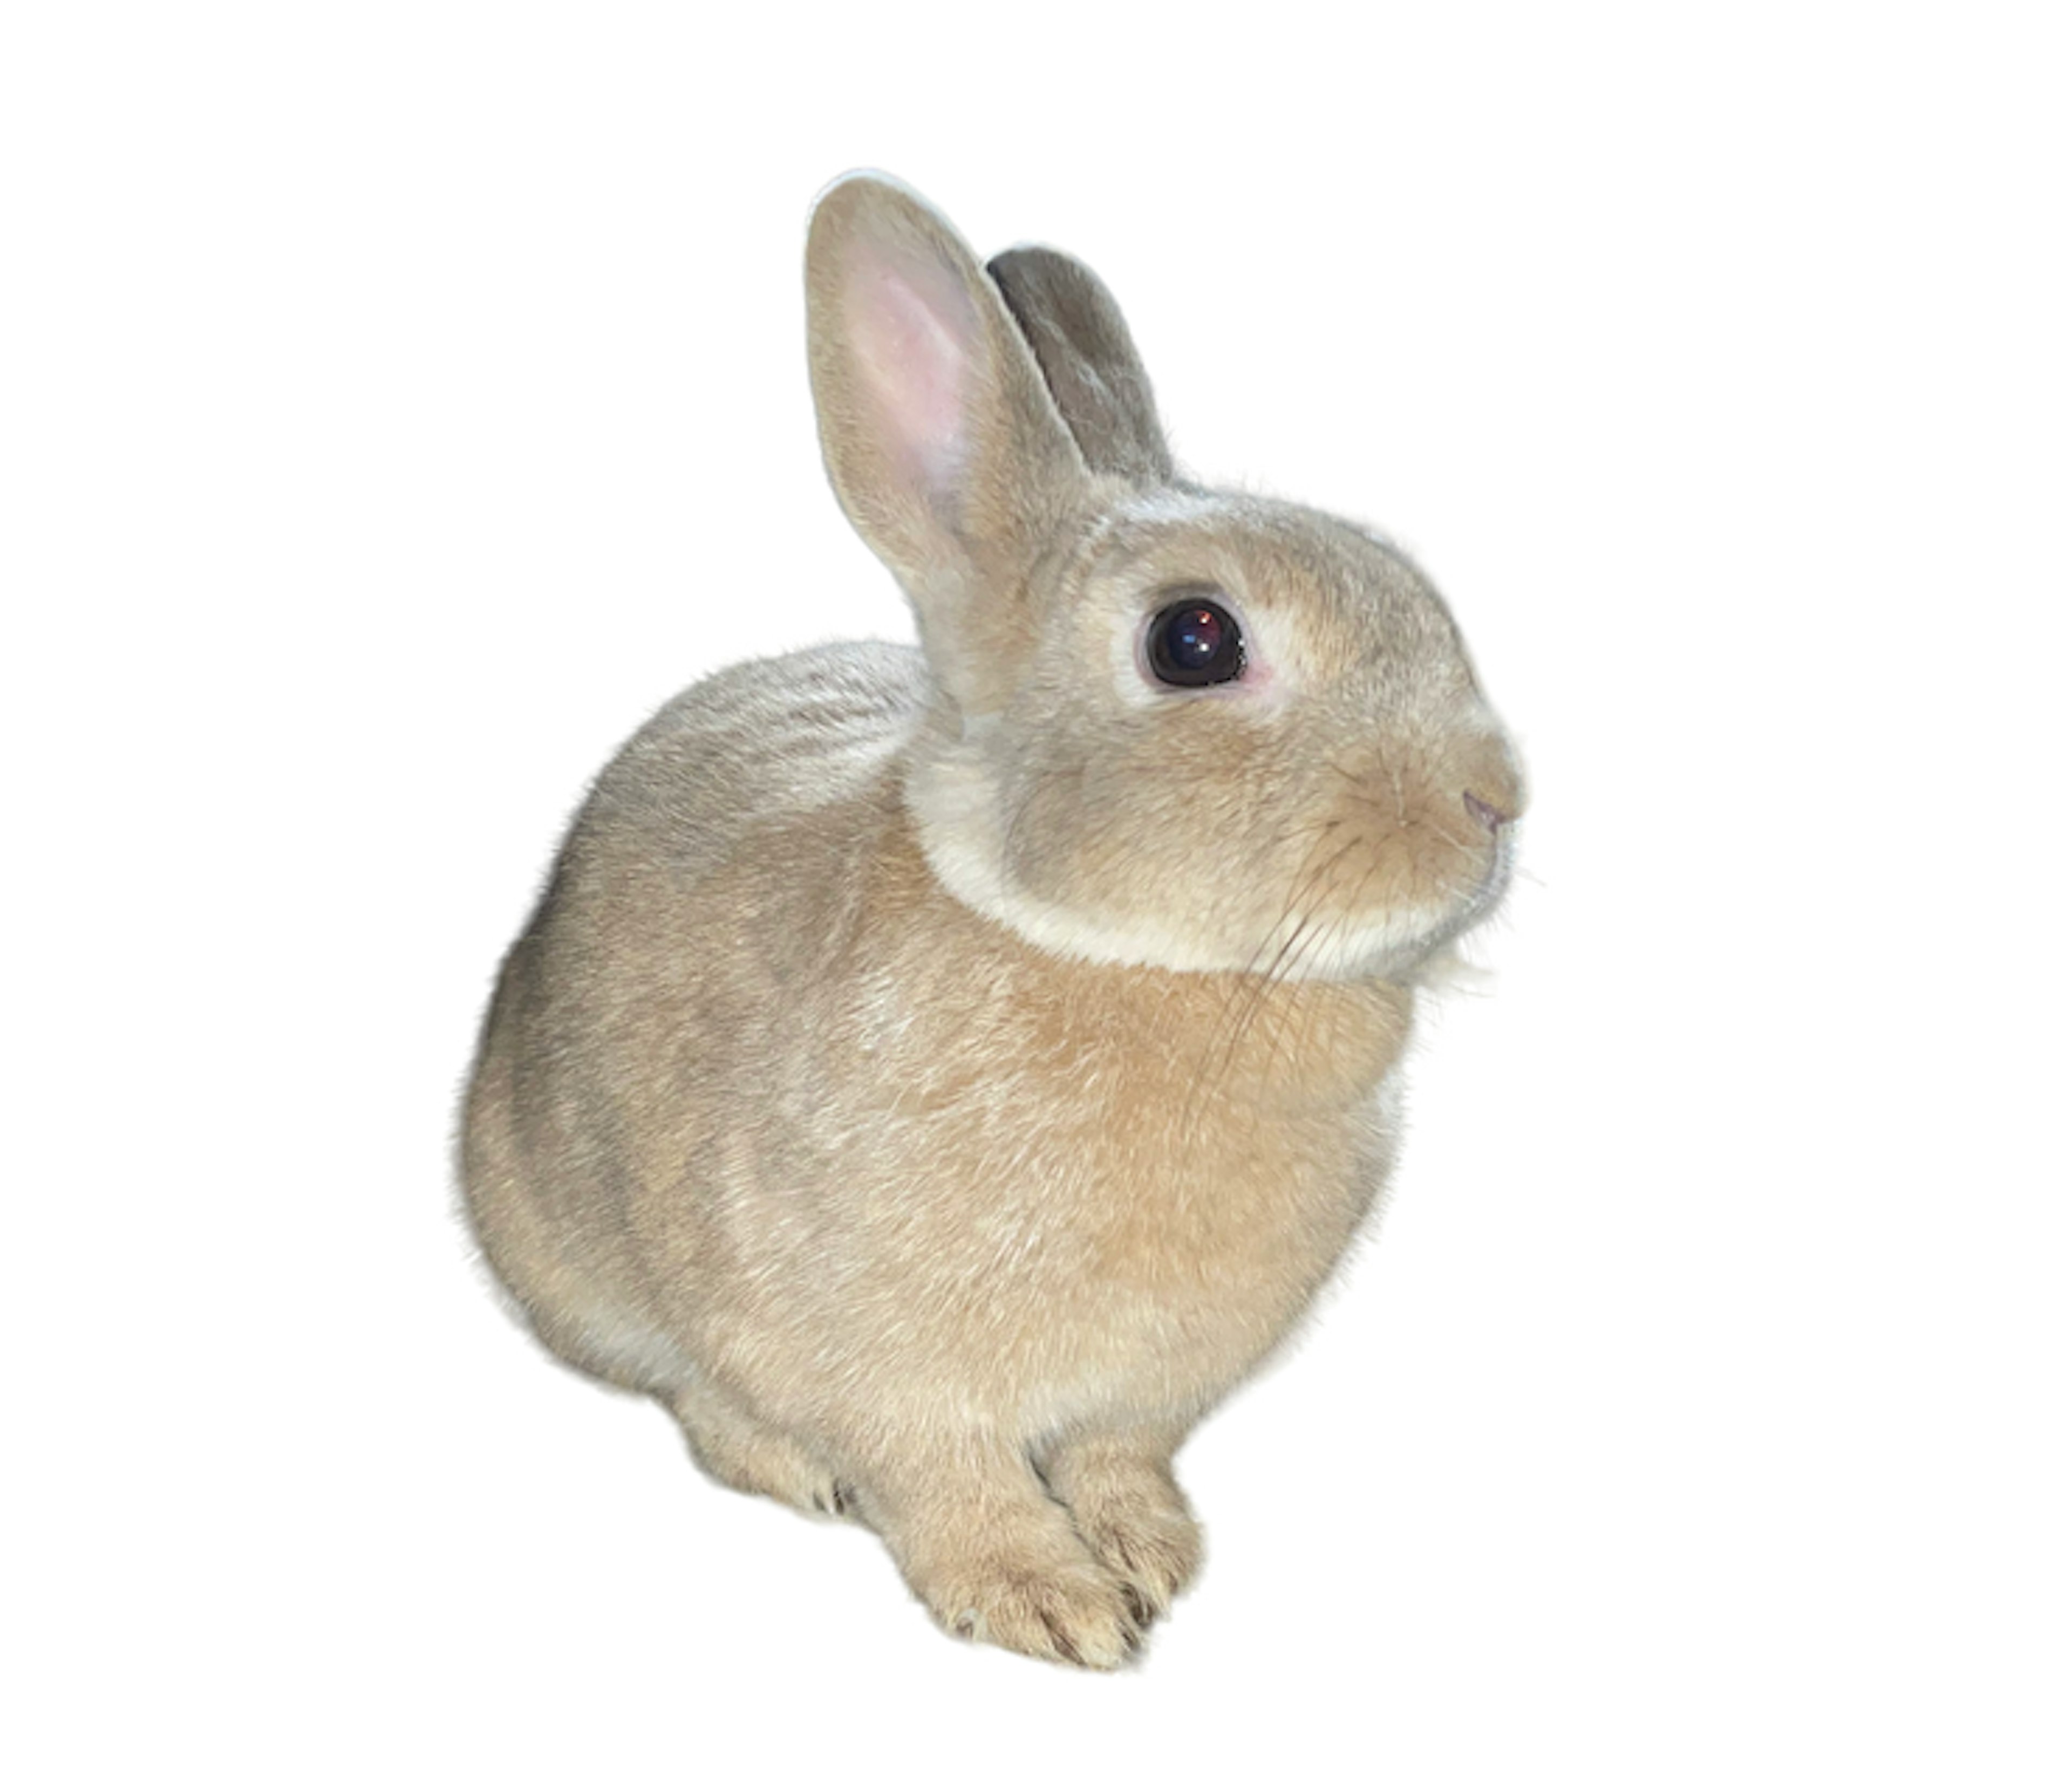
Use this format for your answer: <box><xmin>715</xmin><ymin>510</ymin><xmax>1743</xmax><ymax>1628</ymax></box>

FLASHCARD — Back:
<box><xmin>806</xmin><ymin>174</ymin><xmax>1090</xmax><ymax>713</ymax></box>
<box><xmin>987</xmin><ymin>245</ymin><xmax>1174</xmax><ymax>487</ymax></box>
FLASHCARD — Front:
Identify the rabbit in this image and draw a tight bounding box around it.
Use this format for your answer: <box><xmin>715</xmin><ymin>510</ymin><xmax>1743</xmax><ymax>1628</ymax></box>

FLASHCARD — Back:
<box><xmin>461</xmin><ymin>170</ymin><xmax>1523</xmax><ymax>1669</ymax></box>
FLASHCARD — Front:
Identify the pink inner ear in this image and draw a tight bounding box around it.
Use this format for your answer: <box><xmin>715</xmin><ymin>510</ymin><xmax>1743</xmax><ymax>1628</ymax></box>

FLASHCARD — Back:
<box><xmin>844</xmin><ymin>244</ymin><xmax>974</xmax><ymax>505</ymax></box>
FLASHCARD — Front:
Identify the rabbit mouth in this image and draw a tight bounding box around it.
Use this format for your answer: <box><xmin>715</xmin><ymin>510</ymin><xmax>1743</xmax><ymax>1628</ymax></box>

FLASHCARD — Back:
<box><xmin>1268</xmin><ymin>825</ymin><xmax>1516</xmax><ymax>983</ymax></box>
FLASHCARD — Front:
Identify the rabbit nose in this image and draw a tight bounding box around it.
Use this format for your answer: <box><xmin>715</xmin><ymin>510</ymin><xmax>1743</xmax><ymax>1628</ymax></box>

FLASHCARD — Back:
<box><xmin>1463</xmin><ymin>791</ymin><xmax>1517</xmax><ymax>833</ymax></box>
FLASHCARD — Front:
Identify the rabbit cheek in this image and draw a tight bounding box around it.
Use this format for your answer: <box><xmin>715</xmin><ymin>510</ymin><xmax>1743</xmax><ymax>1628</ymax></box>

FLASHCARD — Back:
<box><xmin>1282</xmin><ymin>750</ymin><xmax>1511</xmax><ymax>975</ymax></box>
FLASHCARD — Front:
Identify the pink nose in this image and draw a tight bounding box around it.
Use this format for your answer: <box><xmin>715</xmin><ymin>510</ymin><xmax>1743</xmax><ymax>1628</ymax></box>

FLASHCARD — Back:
<box><xmin>1463</xmin><ymin>791</ymin><xmax>1516</xmax><ymax>833</ymax></box>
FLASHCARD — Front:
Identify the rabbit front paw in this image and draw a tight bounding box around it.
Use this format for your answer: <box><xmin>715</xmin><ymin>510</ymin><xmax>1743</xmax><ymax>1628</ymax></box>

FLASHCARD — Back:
<box><xmin>928</xmin><ymin>1544</ymin><xmax>1146</xmax><ymax>1669</ymax></box>
<box><xmin>1040</xmin><ymin>1437</ymin><xmax>1203</xmax><ymax>1618</ymax></box>
<box><xmin>1072</xmin><ymin>1493</ymin><xmax>1201</xmax><ymax>1620</ymax></box>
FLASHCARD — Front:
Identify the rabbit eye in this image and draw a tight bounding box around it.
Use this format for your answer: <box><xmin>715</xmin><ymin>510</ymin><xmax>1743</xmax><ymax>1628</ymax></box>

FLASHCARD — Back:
<box><xmin>1148</xmin><ymin>597</ymin><xmax>1245</xmax><ymax>688</ymax></box>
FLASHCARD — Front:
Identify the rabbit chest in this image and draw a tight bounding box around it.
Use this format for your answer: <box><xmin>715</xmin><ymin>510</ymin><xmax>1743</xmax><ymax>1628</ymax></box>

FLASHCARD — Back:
<box><xmin>628</xmin><ymin>770</ymin><xmax>1416</xmax><ymax>1424</ymax></box>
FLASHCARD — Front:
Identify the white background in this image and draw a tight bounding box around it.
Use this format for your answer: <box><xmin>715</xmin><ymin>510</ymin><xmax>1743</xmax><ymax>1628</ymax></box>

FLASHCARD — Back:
<box><xmin>6</xmin><ymin>4</ymin><xmax>2067</xmax><ymax>1771</ymax></box>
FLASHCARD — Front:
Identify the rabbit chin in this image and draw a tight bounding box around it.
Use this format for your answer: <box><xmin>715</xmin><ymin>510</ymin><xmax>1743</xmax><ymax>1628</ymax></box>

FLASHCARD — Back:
<box><xmin>910</xmin><ymin>769</ymin><xmax>1508</xmax><ymax>985</ymax></box>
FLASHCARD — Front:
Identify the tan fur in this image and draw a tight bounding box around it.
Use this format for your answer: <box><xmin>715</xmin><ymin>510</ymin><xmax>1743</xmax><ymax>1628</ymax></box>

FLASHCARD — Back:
<box><xmin>462</xmin><ymin>173</ymin><xmax>1522</xmax><ymax>1668</ymax></box>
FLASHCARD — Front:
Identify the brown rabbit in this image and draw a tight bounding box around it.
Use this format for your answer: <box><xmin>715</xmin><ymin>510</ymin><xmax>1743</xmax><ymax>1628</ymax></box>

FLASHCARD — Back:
<box><xmin>462</xmin><ymin>172</ymin><xmax>1523</xmax><ymax>1668</ymax></box>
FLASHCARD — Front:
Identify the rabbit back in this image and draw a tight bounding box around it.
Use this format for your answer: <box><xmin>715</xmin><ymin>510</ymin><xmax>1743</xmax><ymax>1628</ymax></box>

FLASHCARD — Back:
<box><xmin>461</xmin><ymin>640</ymin><xmax>930</xmax><ymax>1392</ymax></box>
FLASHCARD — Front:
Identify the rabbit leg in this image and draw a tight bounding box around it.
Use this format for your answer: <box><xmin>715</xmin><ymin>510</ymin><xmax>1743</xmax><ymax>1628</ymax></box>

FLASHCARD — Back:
<box><xmin>667</xmin><ymin>1377</ymin><xmax>856</xmax><ymax>1521</ymax></box>
<box><xmin>1035</xmin><ymin>1426</ymin><xmax>1203</xmax><ymax>1619</ymax></box>
<box><xmin>861</xmin><ymin>1434</ymin><xmax>1148</xmax><ymax>1669</ymax></box>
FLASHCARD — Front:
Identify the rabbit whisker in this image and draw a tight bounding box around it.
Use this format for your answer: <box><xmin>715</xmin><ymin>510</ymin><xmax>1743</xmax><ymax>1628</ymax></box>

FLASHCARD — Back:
<box><xmin>1253</xmin><ymin>856</ymin><xmax>1376</xmax><ymax>1079</ymax></box>
<box><xmin>1208</xmin><ymin>832</ymin><xmax>1365</xmax><ymax>1094</ymax></box>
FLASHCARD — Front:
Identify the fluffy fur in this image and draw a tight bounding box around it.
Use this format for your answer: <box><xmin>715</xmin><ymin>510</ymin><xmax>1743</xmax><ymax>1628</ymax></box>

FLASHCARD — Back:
<box><xmin>462</xmin><ymin>172</ymin><xmax>1523</xmax><ymax>1668</ymax></box>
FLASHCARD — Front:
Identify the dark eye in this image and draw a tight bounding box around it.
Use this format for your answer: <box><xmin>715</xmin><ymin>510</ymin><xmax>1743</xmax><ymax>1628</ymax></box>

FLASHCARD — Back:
<box><xmin>1147</xmin><ymin>596</ymin><xmax>1245</xmax><ymax>688</ymax></box>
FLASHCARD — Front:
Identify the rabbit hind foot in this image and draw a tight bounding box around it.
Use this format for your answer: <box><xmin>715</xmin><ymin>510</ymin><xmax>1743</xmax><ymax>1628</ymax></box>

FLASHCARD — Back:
<box><xmin>667</xmin><ymin>1379</ymin><xmax>857</xmax><ymax>1521</ymax></box>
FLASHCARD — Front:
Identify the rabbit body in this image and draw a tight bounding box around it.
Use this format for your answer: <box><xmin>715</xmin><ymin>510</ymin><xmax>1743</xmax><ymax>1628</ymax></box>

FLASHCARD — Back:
<box><xmin>463</xmin><ymin>174</ymin><xmax>1519</xmax><ymax>1668</ymax></box>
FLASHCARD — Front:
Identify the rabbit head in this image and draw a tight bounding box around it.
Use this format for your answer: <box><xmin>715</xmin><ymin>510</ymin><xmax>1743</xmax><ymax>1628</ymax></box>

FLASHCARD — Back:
<box><xmin>806</xmin><ymin>174</ymin><xmax>1522</xmax><ymax>985</ymax></box>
